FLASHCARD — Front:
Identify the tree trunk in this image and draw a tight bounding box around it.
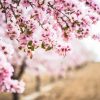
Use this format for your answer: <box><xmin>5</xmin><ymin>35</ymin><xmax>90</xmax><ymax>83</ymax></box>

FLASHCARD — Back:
<box><xmin>35</xmin><ymin>75</ymin><xmax>41</xmax><ymax>91</ymax></box>
<box><xmin>12</xmin><ymin>58</ymin><xmax>26</xmax><ymax>100</ymax></box>
<box><xmin>12</xmin><ymin>93</ymin><xmax>19</xmax><ymax>100</ymax></box>
<box><xmin>58</xmin><ymin>75</ymin><xmax>63</xmax><ymax>80</ymax></box>
<box><xmin>50</xmin><ymin>76</ymin><xmax>55</xmax><ymax>83</ymax></box>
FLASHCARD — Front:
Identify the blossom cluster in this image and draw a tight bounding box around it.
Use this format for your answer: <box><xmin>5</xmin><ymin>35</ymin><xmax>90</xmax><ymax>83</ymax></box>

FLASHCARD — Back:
<box><xmin>0</xmin><ymin>38</ymin><xmax>25</xmax><ymax>93</ymax></box>
<box><xmin>0</xmin><ymin>0</ymin><xmax>100</xmax><ymax>56</ymax></box>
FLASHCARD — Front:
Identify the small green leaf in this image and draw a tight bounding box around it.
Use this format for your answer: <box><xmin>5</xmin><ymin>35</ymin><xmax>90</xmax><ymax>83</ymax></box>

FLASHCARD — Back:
<box><xmin>63</xmin><ymin>26</ymin><xmax>69</xmax><ymax>30</ymax></box>
<box><xmin>28</xmin><ymin>41</ymin><xmax>32</xmax><ymax>46</ymax></box>
<box><xmin>41</xmin><ymin>42</ymin><xmax>45</xmax><ymax>49</ymax></box>
<box><xmin>30</xmin><ymin>45</ymin><xmax>34</xmax><ymax>51</ymax></box>
<box><xmin>77</xmin><ymin>29</ymin><xmax>83</xmax><ymax>33</ymax></box>
<box><xmin>28</xmin><ymin>45</ymin><xmax>34</xmax><ymax>51</ymax></box>
<box><xmin>15</xmin><ymin>15</ymin><xmax>20</xmax><ymax>18</ymax></box>
<box><xmin>46</xmin><ymin>46</ymin><xmax>53</xmax><ymax>51</ymax></box>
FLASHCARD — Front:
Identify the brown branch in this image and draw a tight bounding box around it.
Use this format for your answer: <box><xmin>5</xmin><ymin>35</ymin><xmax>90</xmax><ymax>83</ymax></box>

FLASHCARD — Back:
<box><xmin>27</xmin><ymin>1</ymin><xmax>36</xmax><ymax>8</ymax></box>
<box><xmin>12</xmin><ymin>57</ymin><xmax>26</xmax><ymax>80</ymax></box>
<box><xmin>48</xmin><ymin>2</ymin><xmax>71</xmax><ymax>22</ymax></box>
<box><xmin>0</xmin><ymin>0</ymin><xmax>3</xmax><ymax>8</ymax></box>
<box><xmin>10</xmin><ymin>4</ymin><xmax>23</xmax><ymax>33</ymax></box>
<box><xmin>0</xmin><ymin>0</ymin><xmax>8</xmax><ymax>23</ymax></box>
<box><xmin>37</xmin><ymin>0</ymin><xmax>45</xmax><ymax>7</ymax></box>
<box><xmin>17</xmin><ymin>58</ymin><xmax>26</xmax><ymax>79</ymax></box>
<box><xmin>12</xmin><ymin>0</ymin><xmax>21</xmax><ymax>6</ymax></box>
<box><xmin>27</xmin><ymin>1</ymin><xmax>45</xmax><ymax>30</ymax></box>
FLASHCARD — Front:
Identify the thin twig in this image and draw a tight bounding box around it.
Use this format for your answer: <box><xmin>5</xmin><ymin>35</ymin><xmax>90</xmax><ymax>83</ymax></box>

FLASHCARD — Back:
<box><xmin>48</xmin><ymin>2</ymin><xmax>71</xmax><ymax>22</ymax></box>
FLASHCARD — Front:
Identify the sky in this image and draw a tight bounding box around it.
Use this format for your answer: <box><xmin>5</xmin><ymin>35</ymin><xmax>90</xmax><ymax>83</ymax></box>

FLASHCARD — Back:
<box><xmin>81</xmin><ymin>20</ymin><xmax>100</xmax><ymax>62</ymax></box>
<box><xmin>81</xmin><ymin>38</ymin><xmax>100</xmax><ymax>62</ymax></box>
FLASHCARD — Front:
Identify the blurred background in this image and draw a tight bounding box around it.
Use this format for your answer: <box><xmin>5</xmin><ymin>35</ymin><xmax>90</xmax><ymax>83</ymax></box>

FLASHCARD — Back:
<box><xmin>0</xmin><ymin>37</ymin><xmax>100</xmax><ymax>100</ymax></box>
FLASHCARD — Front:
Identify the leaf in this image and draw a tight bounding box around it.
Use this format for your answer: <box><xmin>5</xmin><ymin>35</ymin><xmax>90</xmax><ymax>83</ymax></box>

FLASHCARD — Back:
<box><xmin>30</xmin><ymin>45</ymin><xmax>34</xmax><ymax>51</ymax></box>
<box><xmin>41</xmin><ymin>42</ymin><xmax>45</xmax><ymax>49</ymax></box>
<box><xmin>28</xmin><ymin>40</ymin><xmax>32</xmax><ymax>46</ymax></box>
<box><xmin>63</xmin><ymin>26</ymin><xmax>69</xmax><ymax>30</ymax></box>
<box><xmin>15</xmin><ymin>15</ymin><xmax>20</xmax><ymax>18</ymax></box>
<box><xmin>28</xmin><ymin>45</ymin><xmax>34</xmax><ymax>51</ymax></box>
<box><xmin>77</xmin><ymin>29</ymin><xmax>83</xmax><ymax>33</ymax></box>
<box><xmin>46</xmin><ymin>46</ymin><xmax>53</xmax><ymax>51</ymax></box>
<box><xmin>74</xmin><ymin>20</ymin><xmax>80</xmax><ymax>26</ymax></box>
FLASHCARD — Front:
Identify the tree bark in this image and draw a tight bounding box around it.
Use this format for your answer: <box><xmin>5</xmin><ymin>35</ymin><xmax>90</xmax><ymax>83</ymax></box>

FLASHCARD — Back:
<box><xmin>12</xmin><ymin>93</ymin><xmax>19</xmax><ymax>100</ymax></box>
<box><xmin>12</xmin><ymin>58</ymin><xmax>26</xmax><ymax>100</ymax></box>
<box><xmin>35</xmin><ymin>75</ymin><xmax>41</xmax><ymax>91</ymax></box>
<box><xmin>50</xmin><ymin>76</ymin><xmax>55</xmax><ymax>83</ymax></box>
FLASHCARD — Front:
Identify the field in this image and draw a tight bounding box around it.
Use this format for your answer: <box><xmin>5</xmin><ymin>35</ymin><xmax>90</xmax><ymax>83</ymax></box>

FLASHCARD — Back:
<box><xmin>0</xmin><ymin>62</ymin><xmax>100</xmax><ymax>100</ymax></box>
